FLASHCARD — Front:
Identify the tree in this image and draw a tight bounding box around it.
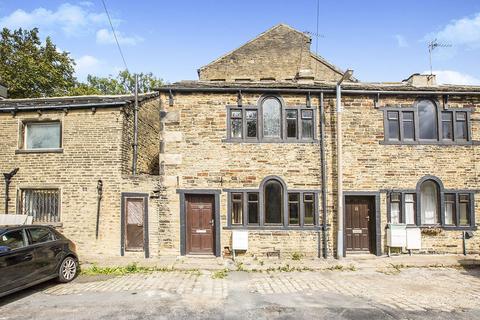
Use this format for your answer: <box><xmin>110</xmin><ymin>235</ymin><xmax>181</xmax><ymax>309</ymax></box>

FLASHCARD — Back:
<box><xmin>0</xmin><ymin>28</ymin><xmax>76</xmax><ymax>98</ymax></box>
<box><xmin>70</xmin><ymin>70</ymin><xmax>164</xmax><ymax>96</ymax></box>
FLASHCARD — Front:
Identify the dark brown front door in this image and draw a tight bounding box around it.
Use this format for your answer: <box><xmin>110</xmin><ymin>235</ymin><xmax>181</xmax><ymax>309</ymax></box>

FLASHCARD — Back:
<box><xmin>125</xmin><ymin>198</ymin><xmax>145</xmax><ymax>251</ymax></box>
<box><xmin>186</xmin><ymin>194</ymin><xmax>215</xmax><ymax>255</ymax></box>
<box><xmin>345</xmin><ymin>196</ymin><xmax>374</xmax><ymax>252</ymax></box>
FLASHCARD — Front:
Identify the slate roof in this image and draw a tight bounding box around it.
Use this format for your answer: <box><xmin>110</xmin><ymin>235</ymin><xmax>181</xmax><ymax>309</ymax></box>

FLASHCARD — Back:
<box><xmin>0</xmin><ymin>92</ymin><xmax>158</xmax><ymax>112</ymax></box>
<box><xmin>157</xmin><ymin>80</ymin><xmax>480</xmax><ymax>94</ymax></box>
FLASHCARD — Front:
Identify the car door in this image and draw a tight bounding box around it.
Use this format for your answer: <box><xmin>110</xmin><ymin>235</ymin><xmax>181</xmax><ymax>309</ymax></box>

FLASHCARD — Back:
<box><xmin>0</xmin><ymin>229</ymin><xmax>35</xmax><ymax>294</ymax></box>
<box><xmin>27</xmin><ymin>227</ymin><xmax>63</xmax><ymax>279</ymax></box>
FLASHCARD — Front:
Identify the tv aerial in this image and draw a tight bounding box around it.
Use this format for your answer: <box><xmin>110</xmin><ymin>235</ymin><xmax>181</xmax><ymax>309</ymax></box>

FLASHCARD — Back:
<box><xmin>428</xmin><ymin>39</ymin><xmax>452</xmax><ymax>75</ymax></box>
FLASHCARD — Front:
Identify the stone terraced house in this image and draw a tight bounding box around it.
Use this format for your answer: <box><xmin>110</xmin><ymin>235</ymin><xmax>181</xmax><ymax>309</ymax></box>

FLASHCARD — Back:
<box><xmin>0</xmin><ymin>24</ymin><xmax>479</xmax><ymax>259</ymax></box>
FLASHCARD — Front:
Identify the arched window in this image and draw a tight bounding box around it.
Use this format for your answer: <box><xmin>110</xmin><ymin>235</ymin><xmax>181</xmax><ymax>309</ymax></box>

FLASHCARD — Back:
<box><xmin>264</xmin><ymin>179</ymin><xmax>283</xmax><ymax>224</ymax></box>
<box><xmin>420</xmin><ymin>180</ymin><xmax>439</xmax><ymax>224</ymax></box>
<box><xmin>418</xmin><ymin>100</ymin><xmax>438</xmax><ymax>140</ymax></box>
<box><xmin>262</xmin><ymin>97</ymin><xmax>281</xmax><ymax>138</ymax></box>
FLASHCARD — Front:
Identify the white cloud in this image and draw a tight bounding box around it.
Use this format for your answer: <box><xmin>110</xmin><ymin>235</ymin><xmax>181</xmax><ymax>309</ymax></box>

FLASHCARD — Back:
<box><xmin>0</xmin><ymin>3</ymin><xmax>108</xmax><ymax>36</ymax></box>
<box><xmin>75</xmin><ymin>55</ymin><xmax>101</xmax><ymax>77</ymax></box>
<box><xmin>0</xmin><ymin>3</ymin><xmax>140</xmax><ymax>45</ymax></box>
<box><xmin>96</xmin><ymin>28</ymin><xmax>143</xmax><ymax>46</ymax></box>
<box><xmin>424</xmin><ymin>70</ymin><xmax>480</xmax><ymax>85</ymax></box>
<box><xmin>426</xmin><ymin>12</ymin><xmax>480</xmax><ymax>48</ymax></box>
<box><xmin>394</xmin><ymin>34</ymin><xmax>408</xmax><ymax>48</ymax></box>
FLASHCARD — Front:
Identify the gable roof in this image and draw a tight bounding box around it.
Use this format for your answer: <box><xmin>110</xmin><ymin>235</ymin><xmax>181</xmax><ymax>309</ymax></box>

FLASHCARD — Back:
<box><xmin>198</xmin><ymin>24</ymin><xmax>308</xmax><ymax>74</ymax></box>
<box><xmin>197</xmin><ymin>23</ymin><xmax>351</xmax><ymax>82</ymax></box>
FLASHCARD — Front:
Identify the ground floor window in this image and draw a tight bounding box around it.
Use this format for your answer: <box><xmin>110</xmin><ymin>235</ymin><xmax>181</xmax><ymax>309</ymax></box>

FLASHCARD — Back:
<box><xmin>19</xmin><ymin>188</ymin><xmax>60</xmax><ymax>223</ymax></box>
<box><xmin>227</xmin><ymin>177</ymin><xmax>318</xmax><ymax>228</ymax></box>
<box><xmin>387</xmin><ymin>176</ymin><xmax>475</xmax><ymax>229</ymax></box>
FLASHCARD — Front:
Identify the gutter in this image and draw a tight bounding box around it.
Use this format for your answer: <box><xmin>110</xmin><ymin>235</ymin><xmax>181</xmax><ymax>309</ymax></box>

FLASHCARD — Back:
<box><xmin>156</xmin><ymin>86</ymin><xmax>480</xmax><ymax>96</ymax></box>
<box><xmin>0</xmin><ymin>101</ymin><xmax>128</xmax><ymax>113</ymax></box>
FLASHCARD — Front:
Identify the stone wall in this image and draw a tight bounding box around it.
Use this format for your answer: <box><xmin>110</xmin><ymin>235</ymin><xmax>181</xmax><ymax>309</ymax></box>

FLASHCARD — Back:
<box><xmin>198</xmin><ymin>24</ymin><xmax>343</xmax><ymax>82</ymax></box>
<box><xmin>159</xmin><ymin>90</ymin><xmax>480</xmax><ymax>258</ymax></box>
<box><xmin>0</xmin><ymin>99</ymin><xmax>161</xmax><ymax>257</ymax></box>
<box><xmin>121</xmin><ymin>97</ymin><xmax>160</xmax><ymax>175</ymax></box>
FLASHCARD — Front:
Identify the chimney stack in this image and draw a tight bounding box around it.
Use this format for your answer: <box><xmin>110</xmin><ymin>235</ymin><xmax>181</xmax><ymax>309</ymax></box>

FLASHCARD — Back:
<box><xmin>404</xmin><ymin>73</ymin><xmax>437</xmax><ymax>87</ymax></box>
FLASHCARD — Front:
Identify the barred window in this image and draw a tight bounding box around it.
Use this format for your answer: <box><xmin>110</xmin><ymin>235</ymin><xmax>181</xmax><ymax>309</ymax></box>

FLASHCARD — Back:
<box><xmin>20</xmin><ymin>189</ymin><xmax>60</xmax><ymax>223</ymax></box>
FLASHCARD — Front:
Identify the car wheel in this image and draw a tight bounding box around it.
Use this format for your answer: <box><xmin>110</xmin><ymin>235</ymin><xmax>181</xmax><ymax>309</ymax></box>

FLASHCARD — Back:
<box><xmin>58</xmin><ymin>256</ymin><xmax>78</xmax><ymax>283</ymax></box>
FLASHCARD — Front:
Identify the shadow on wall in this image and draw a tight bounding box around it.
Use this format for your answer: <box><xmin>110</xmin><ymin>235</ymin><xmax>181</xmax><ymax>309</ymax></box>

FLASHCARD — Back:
<box><xmin>142</xmin><ymin>153</ymin><xmax>159</xmax><ymax>175</ymax></box>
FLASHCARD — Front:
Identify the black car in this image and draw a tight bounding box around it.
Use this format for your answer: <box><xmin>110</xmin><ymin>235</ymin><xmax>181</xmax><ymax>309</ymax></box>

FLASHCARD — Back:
<box><xmin>0</xmin><ymin>225</ymin><xmax>79</xmax><ymax>298</ymax></box>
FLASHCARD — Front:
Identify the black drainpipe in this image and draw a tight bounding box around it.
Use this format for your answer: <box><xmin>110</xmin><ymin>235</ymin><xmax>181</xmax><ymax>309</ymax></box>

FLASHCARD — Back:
<box><xmin>3</xmin><ymin>168</ymin><xmax>19</xmax><ymax>214</ymax></box>
<box><xmin>132</xmin><ymin>74</ymin><xmax>139</xmax><ymax>175</ymax></box>
<box><xmin>319</xmin><ymin>93</ymin><xmax>328</xmax><ymax>258</ymax></box>
<box><xmin>95</xmin><ymin>179</ymin><xmax>103</xmax><ymax>239</ymax></box>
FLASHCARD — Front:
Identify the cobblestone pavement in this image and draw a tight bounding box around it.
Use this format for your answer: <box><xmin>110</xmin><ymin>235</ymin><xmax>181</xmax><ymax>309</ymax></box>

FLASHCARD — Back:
<box><xmin>1</xmin><ymin>267</ymin><xmax>480</xmax><ymax>319</ymax></box>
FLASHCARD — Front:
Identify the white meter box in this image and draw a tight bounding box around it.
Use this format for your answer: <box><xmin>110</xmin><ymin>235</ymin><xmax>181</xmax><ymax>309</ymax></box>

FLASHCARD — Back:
<box><xmin>232</xmin><ymin>230</ymin><xmax>248</xmax><ymax>250</ymax></box>
<box><xmin>406</xmin><ymin>228</ymin><xmax>422</xmax><ymax>250</ymax></box>
<box><xmin>386</xmin><ymin>224</ymin><xmax>407</xmax><ymax>247</ymax></box>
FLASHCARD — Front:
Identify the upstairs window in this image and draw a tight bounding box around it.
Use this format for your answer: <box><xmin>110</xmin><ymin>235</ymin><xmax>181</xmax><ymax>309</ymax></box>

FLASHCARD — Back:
<box><xmin>418</xmin><ymin>100</ymin><xmax>437</xmax><ymax>140</ymax></box>
<box><xmin>23</xmin><ymin>121</ymin><xmax>61</xmax><ymax>150</ymax></box>
<box><xmin>383</xmin><ymin>99</ymin><xmax>471</xmax><ymax>144</ymax></box>
<box><xmin>262</xmin><ymin>98</ymin><xmax>282</xmax><ymax>138</ymax></box>
<box><xmin>226</xmin><ymin>96</ymin><xmax>316</xmax><ymax>142</ymax></box>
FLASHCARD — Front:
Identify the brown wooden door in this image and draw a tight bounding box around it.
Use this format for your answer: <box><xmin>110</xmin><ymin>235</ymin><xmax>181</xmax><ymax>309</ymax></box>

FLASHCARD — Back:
<box><xmin>186</xmin><ymin>194</ymin><xmax>215</xmax><ymax>255</ymax></box>
<box><xmin>345</xmin><ymin>196</ymin><xmax>373</xmax><ymax>252</ymax></box>
<box><xmin>125</xmin><ymin>198</ymin><xmax>144</xmax><ymax>251</ymax></box>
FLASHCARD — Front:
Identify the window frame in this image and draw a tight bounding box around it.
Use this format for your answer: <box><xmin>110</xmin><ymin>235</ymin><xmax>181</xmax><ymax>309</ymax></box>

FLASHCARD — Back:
<box><xmin>20</xmin><ymin>120</ymin><xmax>63</xmax><ymax>151</ymax></box>
<box><xmin>381</xmin><ymin>99</ymin><xmax>473</xmax><ymax>145</ymax></box>
<box><xmin>386</xmin><ymin>176</ymin><xmax>475</xmax><ymax>230</ymax></box>
<box><xmin>225</xmin><ymin>95</ymin><xmax>317</xmax><ymax>143</ymax></box>
<box><xmin>225</xmin><ymin>177</ymin><xmax>320</xmax><ymax>230</ymax></box>
<box><xmin>18</xmin><ymin>188</ymin><xmax>62</xmax><ymax>224</ymax></box>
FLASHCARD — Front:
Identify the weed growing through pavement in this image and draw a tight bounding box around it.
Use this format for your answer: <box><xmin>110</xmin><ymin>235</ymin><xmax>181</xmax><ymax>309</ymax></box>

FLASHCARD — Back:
<box><xmin>291</xmin><ymin>252</ymin><xmax>303</xmax><ymax>261</ymax></box>
<box><xmin>211</xmin><ymin>269</ymin><xmax>229</xmax><ymax>279</ymax></box>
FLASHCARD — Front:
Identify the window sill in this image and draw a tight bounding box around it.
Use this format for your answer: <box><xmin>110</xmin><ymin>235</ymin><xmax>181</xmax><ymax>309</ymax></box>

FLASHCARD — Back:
<box><xmin>31</xmin><ymin>221</ymin><xmax>63</xmax><ymax>228</ymax></box>
<box><xmin>222</xmin><ymin>139</ymin><xmax>318</xmax><ymax>144</ymax></box>
<box><xmin>392</xmin><ymin>224</ymin><xmax>477</xmax><ymax>231</ymax></box>
<box><xmin>224</xmin><ymin>226</ymin><xmax>321</xmax><ymax>231</ymax></box>
<box><xmin>380</xmin><ymin>140</ymin><xmax>474</xmax><ymax>146</ymax></box>
<box><xmin>16</xmin><ymin>148</ymin><xmax>63</xmax><ymax>154</ymax></box>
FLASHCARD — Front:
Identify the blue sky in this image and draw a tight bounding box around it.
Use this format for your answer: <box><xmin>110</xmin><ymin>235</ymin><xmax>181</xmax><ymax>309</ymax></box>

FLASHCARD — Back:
<box><xmin>1</xmin><ymin>1</ymin><xmax>480</xmax><ymax>85</ymax></box>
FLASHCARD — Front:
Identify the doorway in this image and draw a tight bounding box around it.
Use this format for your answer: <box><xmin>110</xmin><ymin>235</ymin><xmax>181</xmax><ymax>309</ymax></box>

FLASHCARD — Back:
<box><xmin>185</xmin><ymin>194</ymin><xmax>215</xmax><ymax>255</ymax></box>
<box><xmin>121</xmin><ymin>193</ymin><xmax>149</xmax><ymax>258</ymax></box>
<box><xmin>344</xmin><ymin>195</ymin><xmax>379</xmax><ymax>255</ymax></box>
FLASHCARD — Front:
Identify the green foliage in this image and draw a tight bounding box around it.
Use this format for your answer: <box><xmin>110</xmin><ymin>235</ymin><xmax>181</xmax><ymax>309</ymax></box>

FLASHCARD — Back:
<box><xmin>211</xmin><ymin>269</ymin><xmax>229</xmax><ymax>279</ymax></box>
<box><xmin>0</xmin><ymin>27</ymin><xmax>163</xmax><ymax>98</ymax></box>
<box><xmin>81</xmin><ymin>263</ymin><xmax>181</xmax><ymax>275</ymax></box>
<box><xmin>72</xmin><ymin>70</ymin><xmax>164</xmax><ymax>96</ymax></box>
<box><xmin>0</xmin><ymin>28</ymin><xmax>76</xmax><ymax>98</ymax></box>
<box><xmin>291</xmin><ymin>252</ymin><xmax>303</xmax><ymax>261</ymax></box>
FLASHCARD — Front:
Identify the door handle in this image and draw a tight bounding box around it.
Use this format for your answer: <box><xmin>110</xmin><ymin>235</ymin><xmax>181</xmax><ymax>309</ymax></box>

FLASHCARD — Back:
<box><xmin>210</xmin><ymin>219</ymin><xmax>214</xmax><ymax>226</ymax></box>
<box><xmin>23</xmin><ymin>254</ymin><xmax>33</xmax><ymax>261</ymax></box>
